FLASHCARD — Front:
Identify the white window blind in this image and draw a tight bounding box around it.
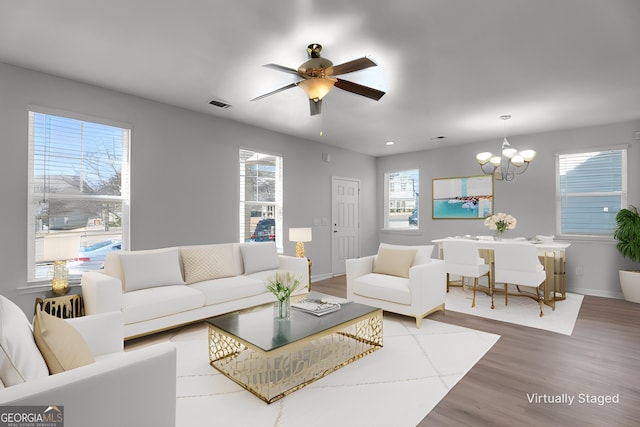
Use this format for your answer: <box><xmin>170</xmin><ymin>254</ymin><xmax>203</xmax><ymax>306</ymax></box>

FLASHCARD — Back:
<box><xmin>556</xmin><ymin>147</ymin><xmax>626</xmax><ymax>236</ymax></box>
<box><xmin>28</xmin><ymin>110</ymin><xmax>130</xmax><ymax>284</ymax></box>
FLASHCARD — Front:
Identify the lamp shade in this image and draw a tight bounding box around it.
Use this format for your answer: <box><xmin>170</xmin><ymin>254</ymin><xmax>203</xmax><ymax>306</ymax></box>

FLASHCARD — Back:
<box><xmin>289</xmin><ymin>227</ymin><xmax>312</xmax><ymax>242</ymax></box>
<box><xmin>44</xmin><ymin>234</ymin><xmax>80</xmax><ymax>261</ymax></box>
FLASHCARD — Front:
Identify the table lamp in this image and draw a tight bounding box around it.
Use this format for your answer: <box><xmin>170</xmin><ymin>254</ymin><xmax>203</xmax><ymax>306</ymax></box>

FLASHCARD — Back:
<box><xmin>288</xmin><ymin>227</ymin><xmax>312</xmax><ymax>258</ymax></box>
<box><xmin>44</xmin><ymin>234</ymin><xmax>80</xmax><ymax>295</ymax></box>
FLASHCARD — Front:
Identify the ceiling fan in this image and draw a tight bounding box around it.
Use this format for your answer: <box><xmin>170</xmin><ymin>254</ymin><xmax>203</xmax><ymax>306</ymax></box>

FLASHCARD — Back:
<box><xmin>251</xmin><ymin>43</ymin><xmax>385</xmax><ymax>116</ymax></box>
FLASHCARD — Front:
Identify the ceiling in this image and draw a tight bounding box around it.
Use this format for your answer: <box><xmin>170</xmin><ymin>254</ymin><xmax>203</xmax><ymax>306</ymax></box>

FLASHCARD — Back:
<box><xmin>1</xmin><ymin>0</ymin><xmax>639</xmax><ymax>157</ymax></box>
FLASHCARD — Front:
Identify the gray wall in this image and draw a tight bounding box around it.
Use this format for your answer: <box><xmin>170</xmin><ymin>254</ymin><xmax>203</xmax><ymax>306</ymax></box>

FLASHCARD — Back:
<box><xmin>2</xmin><ymin>60</ymin><xmax>637</xmax><ymax>315</ymax></box>
<box><xmin>0</xmin><ymin>62</ymin><xmax>378</xmax><ymax>313</ymax></box>
<box><xmin>376</xmin><ymin>120</ymin><xmax>640</xmax><ymax>298</ymax></box>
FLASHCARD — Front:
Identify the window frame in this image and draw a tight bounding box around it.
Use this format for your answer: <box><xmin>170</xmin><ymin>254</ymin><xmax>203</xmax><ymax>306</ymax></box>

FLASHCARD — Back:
<box><xmin>27</xmin><ymin>106</ymin><xmax>131</xmax><ymax>286</ymax></box>
<box><xmin>239</xmin><ymin>148</ymin><xmax>283</xmax><ymax>252</ymax></box>
<box><xmin>555</xmin><ymin>145</ymin><xmax>627</xmax><ymax>239</ymax></box>
<box><xmin>383</xmin><ymin>168</ymin><xmax>420</xmax><ymax>230</ymax></box>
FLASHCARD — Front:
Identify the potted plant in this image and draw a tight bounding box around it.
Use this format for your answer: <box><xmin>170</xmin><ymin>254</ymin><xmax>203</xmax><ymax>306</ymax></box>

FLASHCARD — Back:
<box><xmin>614</xmin><ymin>205</ymin><xmax>640</xmax><ymax>303</ymax></box>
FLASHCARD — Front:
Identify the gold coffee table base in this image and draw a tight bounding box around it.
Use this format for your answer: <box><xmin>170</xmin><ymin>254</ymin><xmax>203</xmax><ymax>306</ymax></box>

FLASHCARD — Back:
<box><xmin>208</xmin><ymin>310</ymin><xmax>383</xmax><ymax>403</ymax></box>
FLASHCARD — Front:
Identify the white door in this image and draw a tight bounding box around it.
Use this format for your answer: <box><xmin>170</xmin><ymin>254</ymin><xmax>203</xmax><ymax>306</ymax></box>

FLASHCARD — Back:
<box><xmin>331</xmin><ymin>177</ymin><xmax>360</xmax><ymax>275</ymax></box>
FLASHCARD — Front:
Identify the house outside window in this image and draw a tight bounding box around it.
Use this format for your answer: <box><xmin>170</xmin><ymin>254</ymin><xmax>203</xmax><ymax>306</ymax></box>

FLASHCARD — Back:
<box><xmin>556</xmin><ymin>146</ymin><xmax>627</xmax><ymax>236</ymax></box>
<box><xmin>28</xmin><ymin>109</ymin><xmax>130</xmax><ymax>284</ymax></box>
<box><xmin>239</xmin><ymin>149</ymin><xmax>283</xmax><ymax>251</ymax></box>
<box><xmin>384</xmin><ymin>169</ymin><xmax>419</xmax><ymax>229</ymax></box>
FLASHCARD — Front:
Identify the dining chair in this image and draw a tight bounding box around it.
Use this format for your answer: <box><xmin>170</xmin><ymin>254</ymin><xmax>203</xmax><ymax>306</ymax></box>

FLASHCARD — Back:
<box><xmin>442</xmin><ymin>240</ymin><xmax>491</xmax><ymax>308</ymax></box>
<box><xmin>493</xmin><ymin>242</ymin><xmax>547</xmax><ymax>316</ymax></box>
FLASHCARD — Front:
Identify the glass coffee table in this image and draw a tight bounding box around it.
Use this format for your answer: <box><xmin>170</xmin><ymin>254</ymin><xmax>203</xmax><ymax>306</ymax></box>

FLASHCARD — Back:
<box><xmin>206</xmin><ymin>292</ymin><xmax>383</xmax><ymax>403</ymax></box>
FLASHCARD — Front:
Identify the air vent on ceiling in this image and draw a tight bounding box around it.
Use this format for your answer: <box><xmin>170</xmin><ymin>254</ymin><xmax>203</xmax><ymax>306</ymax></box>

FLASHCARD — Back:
<box><xmin>209</xmin><ymin>98</ymin><xmax>232</xmax><ymax>109</ymax></box>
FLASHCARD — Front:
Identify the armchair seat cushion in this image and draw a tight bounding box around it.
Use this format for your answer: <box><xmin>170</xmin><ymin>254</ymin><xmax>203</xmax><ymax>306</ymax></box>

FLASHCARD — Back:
<box><xmin>353</xmin><ymin>273</ymin><xmax>411</xmax><ymax>305</ymax></box>
<box><xmin>122</xmin><ymin>285</ymin><xmax>205</xmax><ymax>324</ymax></box>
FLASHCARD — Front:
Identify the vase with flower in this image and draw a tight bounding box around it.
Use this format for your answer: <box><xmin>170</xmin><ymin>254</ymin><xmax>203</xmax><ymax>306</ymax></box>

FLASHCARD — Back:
<box><xmin>265</xmin><ymin>272</ymin><xmax>302</xmax><ymax>320</ymax></box>
<box><xmin>484</xmin><ymin>212</ymin><xmax>517</xmax><ymax>240</ymax></box>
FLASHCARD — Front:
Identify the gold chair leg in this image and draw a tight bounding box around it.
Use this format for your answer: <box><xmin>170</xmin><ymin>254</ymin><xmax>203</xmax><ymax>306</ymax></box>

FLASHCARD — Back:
<box><xmin>471</xmin><ymin>277</ymin><xmax>477</xmax><ymax>308</ymax></box>
<box><xmin>504</xmin><ymin>284</ymin><xmax>509</xmax><ymax>305</ymax></box>
<box><xmin>446</xmin><ymin>273</ymin><xmax>450</xmax><ymax>292</ymax></box>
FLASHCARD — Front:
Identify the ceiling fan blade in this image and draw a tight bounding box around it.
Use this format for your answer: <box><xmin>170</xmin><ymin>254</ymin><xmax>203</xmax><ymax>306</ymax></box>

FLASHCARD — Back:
<box><xmin>328</xmin><ymin>57</ymin><xmax>377</xmax><ymax>76</ymax></box>
<box><xmin>250</xmin><ymin>82</ymin><xmax>298</xmax><ymax>101</ymax></box>
<box><xmin>334</xmin><ymin>79</ymin><xmax>385</xmax><ymax>101</ymax></box>
<box><xmin>309</xmin><ymin>99</ymin><xmax>322</xmax><ymax>116</ymax></box>
<box><xmin>263</xmin><ymin>63</ymin><xmax>299</xmax><ymax>75</ymax></box>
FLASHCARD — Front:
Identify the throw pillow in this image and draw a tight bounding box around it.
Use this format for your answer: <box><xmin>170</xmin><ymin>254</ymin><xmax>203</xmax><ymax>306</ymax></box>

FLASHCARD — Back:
<box><xmin>0</xmin><ymin>296</ymin><xmax>49</xmax><ymax>386</ymax></box>
<box><xmin>240</xmin><ymin>242</ymin><xmax>279</xmax><ymax>275</ymax></box>
<box><xmin>379</xmin><ymin>243</ymin><xmax>433</xmax><ymax>266</ymax></box>
<box><xmin>118</xmin><ymin>247</ymin><xmax>185</xmax><ymax>292</ymax></box>
<box><xmin>180</xmin><ymin>245</ymin><xmax>236</xmax><ymax>284</ymax></box>
<box><xmin>33</xmin><ymin>307</ymin><xmax>95</xmax><ymax>375</ymax></box>
<box><xmin>373</xmin><ymin>247</ymin><xmax>416</xmax><ymax>278</ymax></box>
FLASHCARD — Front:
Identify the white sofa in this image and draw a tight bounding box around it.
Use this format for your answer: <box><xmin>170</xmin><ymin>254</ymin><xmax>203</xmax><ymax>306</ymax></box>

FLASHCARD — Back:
<box><xmin>346</xmin><ymin>243</ymin><xmax>446</xmax><ymax>328</ymax></box>
<box><xmin>81</xmin><ymin>241</ymin><xmax>309</xmax><ymax>339</ymax></box>
<box><xmin>0</xmin><ymin>295</ymin><xmax>176</xmax><ymax>427</ymax></box>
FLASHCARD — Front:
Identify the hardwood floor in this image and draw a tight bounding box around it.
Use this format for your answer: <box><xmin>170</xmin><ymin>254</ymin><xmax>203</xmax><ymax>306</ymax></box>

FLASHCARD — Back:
<box><xmin>312</xmin><ymin>275</ymin><xmax>640</xmax><ymax>427</ymax></box>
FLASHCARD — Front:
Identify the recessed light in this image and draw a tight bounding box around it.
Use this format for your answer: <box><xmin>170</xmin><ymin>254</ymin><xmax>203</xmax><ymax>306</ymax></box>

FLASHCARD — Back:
<box><xmin>385</xmin><ymin>141</ymin><xmax>395</xmax><ymax>146</ymax></box>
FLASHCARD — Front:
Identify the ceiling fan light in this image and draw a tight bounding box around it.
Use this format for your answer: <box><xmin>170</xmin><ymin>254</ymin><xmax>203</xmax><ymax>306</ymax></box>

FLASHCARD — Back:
<box><xmin>489</xmin><ymin>156</ymin><xmax>502</xmax><ymax>167</ymax></box>
<box><xmin>476</xmin><ymin>152</ymin><xmax>493</xmax><ymax>165</ymax></box>
<box><xmin>298</xmin><ymin>78</ymin><xmax>336</xmax><ymax>101</ymax></box>
<box><xmin>520</xmin><ymin>149</ymin><xmax>537</xmax><ymax>162</ymax></box>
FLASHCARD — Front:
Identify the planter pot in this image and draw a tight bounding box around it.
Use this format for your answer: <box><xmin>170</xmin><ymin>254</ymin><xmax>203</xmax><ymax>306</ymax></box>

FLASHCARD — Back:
<box><xmin>619</xmin><ymin>270</ymin><xmax>640</xmax><ymax>303</ymax></box>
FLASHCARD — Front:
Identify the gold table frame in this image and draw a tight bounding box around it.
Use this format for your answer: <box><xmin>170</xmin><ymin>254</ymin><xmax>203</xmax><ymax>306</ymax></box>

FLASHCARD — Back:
<box><xmin>208</xmin><ymin>308</ymin><xmax>383</xmax><ymax>404</ymax></box>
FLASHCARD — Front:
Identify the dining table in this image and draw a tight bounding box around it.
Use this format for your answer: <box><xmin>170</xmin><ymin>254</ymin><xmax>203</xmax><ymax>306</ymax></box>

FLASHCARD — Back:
<box><xmin>432</xmin><ymin>236</ymin><xmax>571</xmax><ymax>310</ymax></box>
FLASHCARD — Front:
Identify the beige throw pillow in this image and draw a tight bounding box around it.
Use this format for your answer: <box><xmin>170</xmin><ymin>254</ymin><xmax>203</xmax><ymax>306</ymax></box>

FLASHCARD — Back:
<box><xmin>33</xmin><ymin>308</ymin><xmax>95</xmax><ymax>375</ymax></box>
<box><xmin>373</xmin><ymin>247</ymin><xmax>416</xmax><ymax>279</ymax></box>
<box><xmin>181</xmin><ymin>245</ymin><xmax>236</xmax><ymax>284</ymax></box>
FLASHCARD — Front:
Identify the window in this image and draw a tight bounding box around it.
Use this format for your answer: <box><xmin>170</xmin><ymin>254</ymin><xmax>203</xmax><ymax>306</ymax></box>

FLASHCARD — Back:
<box><xmin>556</xmin><ymin>147</ymin><xmax>627</xmax><ymax>236</ymax></box>
<box><xmin>28</xmin><ymin>109</ymin><xmax>130</xmax><ymax>284</ymax></box>
<box><xmin>384</xmin><ymin>169</ymin><xmax>419</xmax><ymax>229</ymax></box>
<box><xmin>239</xmin><ymin>149</ymin><xmax>283</xmax><ymax>250</ymax></box>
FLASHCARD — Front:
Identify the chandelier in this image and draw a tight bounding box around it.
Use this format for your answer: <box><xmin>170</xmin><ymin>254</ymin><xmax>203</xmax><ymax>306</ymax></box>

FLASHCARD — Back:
<box><xmin>476</xmin><ymin>115</ymin><xmax>536</xmax><ymax>181</ymax></box>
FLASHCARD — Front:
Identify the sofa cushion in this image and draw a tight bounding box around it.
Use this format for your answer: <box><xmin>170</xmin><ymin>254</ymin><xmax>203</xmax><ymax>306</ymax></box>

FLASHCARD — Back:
<box><xmin>0</xmin><ymin>295</ymin><xmax>49</xmax><ymax>386</ymax></box>
<box><xmin>189</xmin><ymin>276</ymin><xmax>267</xmax><ymax>305</ymax></box>
<box><xmin>373</xmin><ymin>247</ymin><xmax>416</xmax><ymax>278</ymax></box>
<box><xmin>181</xmin><ymin>244</ymin><xmax>236</xmax><ymax>284</ymax></box>
<box><xmin>119</xmin><ymin>248</ymin><xmax>185</xmax><ymax>292</ymax></box>
<box><xmin>122</xmin><ymin>285</ymin><xmax>205</xmax><ymax>325</ymax></box>
<box><xmin>33</xmin><ymin>308</ymin><xmax>95</xmax><ymax>374</ymax></box>
<box><xmin>353</xmin><ymin>273</ymin><xmax>412</xmax><ymax>305</ymax></box>
<box><xmin>240</xmin><ymin>242</ymin><xmax>279</xmax><ymax>274</ymax></box>
<box><xmin>379</xmin><ymin>243</ymin><xmax>434</xmax><ymax>266</ymax></box>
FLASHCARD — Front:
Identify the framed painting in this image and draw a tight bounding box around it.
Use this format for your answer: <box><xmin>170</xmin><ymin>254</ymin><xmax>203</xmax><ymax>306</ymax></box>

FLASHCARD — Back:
<box><xmin>432</xmin><ymin>175</ymin><xmax>493</xmax><ymax>219</ymax></box>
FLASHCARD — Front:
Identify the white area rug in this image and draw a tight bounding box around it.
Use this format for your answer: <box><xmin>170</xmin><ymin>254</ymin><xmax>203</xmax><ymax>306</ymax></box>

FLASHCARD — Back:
<box><xmin>133</xmin><ymin>316</ymin><xmax>499</xmax><ymax>427</ymax></box>
<box><xmin>445</xmin><ymin>286</ymin><xmax>584</xmax><ymax>335</ymax></box>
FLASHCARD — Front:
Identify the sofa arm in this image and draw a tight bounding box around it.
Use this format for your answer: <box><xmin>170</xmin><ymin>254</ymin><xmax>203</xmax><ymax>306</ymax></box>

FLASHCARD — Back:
<box><xmin>345</xmin><ymin>255</ymin><xmax>376</xmax><ymax>300</ymax></box>
<box><xmin>278</xmin><ymin>255</ymin><xmax>310</xmax><ymax>290</ymax></box>
<box><xmin>0</xmin><ymin>342</ymin><xmax>177</xmax><ymax>427</ymax></box>
<box><xmin>81</xmin><ymin>271</ymin><xmax>122</xmax><ymax>315</ymax></box>
<box><xmin>408</xmin><ymin>259</ymin><xmax>446</xmax><ymax>313</ymax></box>
<box><xmin>66</xmin><ymin>311</ymin><xmax>124</xmax><ymax>357</ymax></box>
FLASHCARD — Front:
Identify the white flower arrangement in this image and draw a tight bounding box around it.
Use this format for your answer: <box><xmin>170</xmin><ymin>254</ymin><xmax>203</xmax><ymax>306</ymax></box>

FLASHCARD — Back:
<box><xmin>484</xmin><ymin>212</ymin><xmax>517</xmax><ymax>233</ymax></box>
<box><xmin>265</xmin><ymin>271</ymin><xmax>301</xmax><ymax>302</ymax></box>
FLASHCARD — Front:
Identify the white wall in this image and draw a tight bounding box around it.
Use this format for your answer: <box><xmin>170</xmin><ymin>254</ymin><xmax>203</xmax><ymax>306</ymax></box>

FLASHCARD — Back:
<box><xmin>376</xmin><ymin>120</ymin><xmax>640</xmax><ymax>298</ymax></box>
<box><xmin>0</xmin><ymin>62</ymin><xmax>378</xmax><ymax>313</ymax></box>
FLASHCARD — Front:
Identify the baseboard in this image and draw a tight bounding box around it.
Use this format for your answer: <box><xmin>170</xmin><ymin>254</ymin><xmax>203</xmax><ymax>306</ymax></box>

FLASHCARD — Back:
<box><xmin>568</xmin><ymin>287</ymin><xmax>624</xmax><ymax>300</ymax></box>
<box><xmin>311</xmin><ymin>273</ymin><xmax>335</xmax><ymax>283</ymax></box>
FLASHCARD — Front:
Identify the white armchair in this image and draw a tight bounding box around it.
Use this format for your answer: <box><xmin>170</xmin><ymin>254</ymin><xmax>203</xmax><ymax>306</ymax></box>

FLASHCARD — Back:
<box><xmin>346</xmin><ymin>244</ymin><xmax>446</xmax><ymax>328</ymax></box>
<box><xmin>0</xmin><ymin>296</ymin><xmax>177</xmax><ymax>427</ymax></box>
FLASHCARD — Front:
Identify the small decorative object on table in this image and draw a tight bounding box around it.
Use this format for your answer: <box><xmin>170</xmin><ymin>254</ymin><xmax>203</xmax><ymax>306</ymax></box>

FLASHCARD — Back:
<box><xmin>484</xmin><ymin>212</ymin><xmax>517</xmax><ymax>240</ymax></box>
<box><xmin>266</xmin><ymin>272</ymin><xmax>302</xmax><ymax>320</ymax></box>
